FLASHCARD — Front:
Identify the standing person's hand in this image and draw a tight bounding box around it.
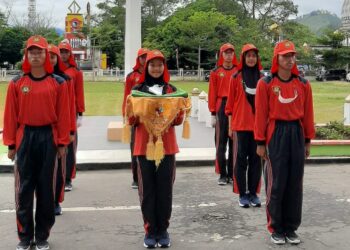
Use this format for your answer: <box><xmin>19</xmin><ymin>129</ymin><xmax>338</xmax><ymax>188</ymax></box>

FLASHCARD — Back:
<box><xmin>58</xmin><ymin>147</ymin><xmax>67</xmax><ymax>159</ymax></box>
<box><xmin>70</xmin><ymin>135</ymin><xmax>75</xmax><ymax>142</ymax></box>
<box><xmin>257</xmin><ymin>145</ymin><xmax>267</xmax><ymax>160</ymax></box>
<box><xmin>211</xmin><ymin>116</ymin><xmax>217</xmax><ymax>127</ymax></box>
<box><xmin>77</xmin><ymin>116</ymin><xmax>83</xmax><ymax>127</ymax></box>
<box><xmin>228</xmin><ymin>129</ymin><xmax>233</xmax><ymax>138</ymax></box>
<box><xmin>8</xmin><ymin>149</ymin><xmax>16</xmax><ymax>161</ymax></box>
<box><xmin>305</xmin><ymin>143</ymin><xmax>311</xmax><ymax>158</ymax></box>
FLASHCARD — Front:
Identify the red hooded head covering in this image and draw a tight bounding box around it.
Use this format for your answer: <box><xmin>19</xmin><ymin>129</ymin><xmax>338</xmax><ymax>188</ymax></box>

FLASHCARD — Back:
<box><xmin>22</xmin><ymin>35</ymin><xmax>53</xmax><ymax>74</ymax></box>
<box><xmin>133</xmin><ymin>48</ymin><xmax>149</xmax><ymax>71</ymax></box>
<box><xmin>237</xmin><ymin>43</ymin><xmax>263</xmax><ymax>71</ymax></box>
<box><xmin>139</xmin><ymin>50</ymin><xmax>170</xmax><ymax>83</ymax></box>
<box><xmin>216</xmin><ymin>43</ymin><xmax>238</xmax><ymax>67</ymax></box>
<box><xmin>48</xmin><ymin>44</ymin><xmax>66</xmax><ymax>72</ymax></box>
<box><xmin>58</xmin><ymin>41</ymin><xmax>77</xmax><ymax>68</ymax></box>
<box><xmin>270</xmin><ymin>40</ymin><xmax>299</xmax><ymax>75</ymax></box>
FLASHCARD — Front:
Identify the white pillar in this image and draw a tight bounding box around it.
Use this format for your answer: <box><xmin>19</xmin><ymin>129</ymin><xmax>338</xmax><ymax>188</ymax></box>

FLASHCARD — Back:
<box><xmin>198</xmin><ymin>91</ymin><xmax>208</xmax><ymax>123</ymax></box>
<box><xmin>190</xmin><ymin>88</ymin><xmax>200</xmax><ymax>117</ymax></box>
<box><xmin>344</xmin><ymin>95</ymin><xmax>350</xmax><ymax>125</ymax></box>
<box><xmin>124</xmin><ymin>0</ymin><xmax>141</xmax><ymax>79</ymax></box>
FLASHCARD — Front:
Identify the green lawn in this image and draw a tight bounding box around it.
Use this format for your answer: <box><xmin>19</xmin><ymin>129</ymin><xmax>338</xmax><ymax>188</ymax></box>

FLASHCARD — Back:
<box><xmin>311</xmin><ymin>145</ymin><xmax>350</xmax><ymax>156</ymax></box>
<box><xmin>1</xmin><ymin>80</ymin><xmax>350</xmax><ymax>128</ymax></box>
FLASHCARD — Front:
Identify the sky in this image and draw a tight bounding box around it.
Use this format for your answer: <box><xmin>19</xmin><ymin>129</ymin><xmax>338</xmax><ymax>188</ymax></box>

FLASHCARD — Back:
<box><xmin>0</xmin><ymin>0</ymin><xmax>345</xmax><ymax>29</ymax></box>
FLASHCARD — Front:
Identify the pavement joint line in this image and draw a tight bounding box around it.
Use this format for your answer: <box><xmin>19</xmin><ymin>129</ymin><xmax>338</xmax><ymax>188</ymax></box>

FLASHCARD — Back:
<box><xmin>0</xmin><ymin>202</ymin><xmax>218</xmax><ymax>214</ymax></box>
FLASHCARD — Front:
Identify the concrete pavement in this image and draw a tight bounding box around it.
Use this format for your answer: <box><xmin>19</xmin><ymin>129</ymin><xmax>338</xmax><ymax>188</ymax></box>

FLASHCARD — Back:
<box><xmin>1</xmin><ymin>164</ymin><xmax>350</xmax><ymax>249</ymax></box>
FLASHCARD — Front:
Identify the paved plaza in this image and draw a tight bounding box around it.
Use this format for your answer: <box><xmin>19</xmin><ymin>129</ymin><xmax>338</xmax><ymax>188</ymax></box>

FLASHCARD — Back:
<box><xmin>1</xmin><ymin>164</ymin><xmax>350</xmax><ymax>249</ymax></box>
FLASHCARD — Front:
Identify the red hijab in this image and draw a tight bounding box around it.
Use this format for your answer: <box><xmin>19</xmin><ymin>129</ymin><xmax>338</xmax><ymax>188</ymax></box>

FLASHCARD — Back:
<box><xmin>237</xmin><ymin>43</ymin><xmax>263</xmax><ymax>71</ymax></box>
<box><xmin>133</xmin><ymin>48</ymin><xmax>149</xmax><ymax>71</ymax></box>
<box><xmin>22</xmin><ymin>35</ymin><xmax>53</xmax><ymax>74</ymax></box>
<box><xmin>216</xmin><ymin>43</ymin><xmax>238</xmax><ymax>67</ymax></box>
<box><xmin>58</xmin><ymin>41</ymin><xmax>77</xmax><ymax>69</ymax></box>
<box><xmin>139</xmin><ymin>50</ymin><xmax>170</xmax><ymax>83</ymax></box>
<box><xmin>270</xmin><ymin>40</ymin><xmax>299</xmax><ymax>76</ymax></box>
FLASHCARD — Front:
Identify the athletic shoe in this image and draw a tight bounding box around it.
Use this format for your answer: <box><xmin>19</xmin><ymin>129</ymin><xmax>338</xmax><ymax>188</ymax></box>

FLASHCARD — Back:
<box><xmin>143</xmin><ymin>234</ymin><xmax>157</xmax><ymax>248</ymax></box>
<box><xmin>36</xmin><ymin>240</ymin><xmax>50</xmax><ymax>250</ymax></box>
<box><xmin>131</xmin><ymin>181</ymin><xmax>138</xmax><ymax>189</ymax></box>
<box><xmin>249</xmin><ymin>194</ymin><xmax>261</xmax><ymax>207</ymax></box>
<box><xmin>285</xmin><ymin>231</ymin><xmax>301</xmax><ymax>244</ymax></box>
<box><xmin>270</xmin><ymin>232</ymin><xmax>286</xmax><ymax>245</ymax></box>
<box><xmin>157</xmin><ymin>231</ymin><xmax>171</xmax><ymax>248</ymax></box>
<box><xmin>227</xmin><ymin>177</ymin><xmax>233</xmax><ymax>184</ymax></box>
<box><xmin>64</xmin><ymin>181</ymin><xmax>73</xmax><ymax>192</ymax></box>
<box><xmin>16</xmin><ymin>240</ymin><xmax>31</xmax><ymax>250</ymax></box>
<box><xmin>217</xmin><ymin>177</ymin><xmax>227</xmax><ymax>185</ymax></box>
<box><xmin>55</xmin><ymin>204</ymin><xmax>62</xmax><ymax>216</ymax></box>
<box><xmin>239</xmin><ymin>195</ymin><xmax>250</xmax><ymax>208</ymax></box>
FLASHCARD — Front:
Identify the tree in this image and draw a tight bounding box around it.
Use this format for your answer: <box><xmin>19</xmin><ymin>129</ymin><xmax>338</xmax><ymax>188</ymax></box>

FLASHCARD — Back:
<box><xmin>321</xmin><ymin>48</ymin><xmax>350</xmax><ymax>69</ymax></box>
<box><xmin>91</xmin><ymin>0</ymin><xmax>126</xmax><ymax>67</ymax></box>
<box><xmin>318</xmin><ymin>29</ymin><xmax>345</xmax><ymax>48</ymax></box>
<box><xmin>144</xmin><ymin>10</ymin><xmax>240</xmax><ymax>69</ymax></box>
<box><xmin>0</xmin><ymin>27</ymin><xmax>31</xmax><ymax>66</ymax></box>
<box><xmin>142</xmin><ymin>0</ymin><xmax>192</xmax><ymax>29</ymax></box>
<box><xmin>235</xmin><ymin>0</ymin><xmax>298</xmax><ymax>29</ymax></box>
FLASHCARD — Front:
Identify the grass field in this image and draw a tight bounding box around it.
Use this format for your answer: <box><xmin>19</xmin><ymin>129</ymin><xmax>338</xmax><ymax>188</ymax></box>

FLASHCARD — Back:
<box><xmin>1</xmin><ymin>80</ymin><xmax>349</xmax><ymax>129</ymax></box>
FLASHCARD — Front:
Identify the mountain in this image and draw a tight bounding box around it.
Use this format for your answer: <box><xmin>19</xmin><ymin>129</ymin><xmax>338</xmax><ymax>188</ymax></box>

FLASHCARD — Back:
<box><xmin>55</xmin><ymin>27</ymin><xmax>64</xmax><ymax>36</ymax></box>
<box><xmin>295</xmin><ymin>10</ymin><xmax>341</xmax><ymax>36</ymax></box>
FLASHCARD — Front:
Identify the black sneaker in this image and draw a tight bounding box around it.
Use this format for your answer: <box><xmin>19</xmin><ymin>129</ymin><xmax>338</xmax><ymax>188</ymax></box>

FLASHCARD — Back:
<box><xmin>16</xmin><ymin>240</ymin><xmax>31</xmax><ymax>250</ymax></box>
<box><xmin>227</xmin><ymin>177</ymin><xmax>233</xmax><ymax>184</ymax></box>
<box><xmin>64</xmin><ymin>181</ymin><xmax>73</xmax><ymax>192</ymax></box>
<box><xmin>249</xmin><ymin>194</ymin><xmax>261</xmax><ymax>207</ymax></box>
<box><xmin>270</xmin><ymin>232</ymin><xmax>286</xmax><ymax>245</ymax></box>
<box><xmin>143</xmin><ymin>234</ymin><xmax>157</xmax><ymax>248</ymax></box>
<box><xmin>36</xmin><ymin>240</ymin><xmax>50</xmax><ymax>250</ymax></box>
<box><xmin>55</xmin><ymin>204</ymin><xmax>62</xmax><ymax>216</ymax></box>
<box><xmin>217</xmin><ymin>177</ymin><xmax>227</xmax><ymax>185</ymax></box>
<box><xmin>239</xmin><ymin>194</ymin><xmax>250</xmax><ymax>208</ymax></box>
<box><xmin>157</xmin><ymin>231</ymin><xmax>171</xmax><ymax>248</ymax></box>
<box><xmin>131</xmin><ymin>181</ymin><xmax>138</xmax><ymax>189</ymax></box>
<box><xmin>285</xmin><ymin>231</ymin><xmax>301</xmax><ymax>244</ymax></box>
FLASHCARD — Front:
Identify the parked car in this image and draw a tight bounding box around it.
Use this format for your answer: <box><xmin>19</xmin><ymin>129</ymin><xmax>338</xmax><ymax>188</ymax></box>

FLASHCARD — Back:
<box><xmin>316</xmin><ymin>69</ymin><xmax>346</xmax><ymax>81</ymax></box>
<box><xmin>346</xmin><ymin>72</ymin><xmax>350</xmax><ymax>82</ymax></box>
<box><xmin>260</xmin><ymin>70</ymin><xmax>271</xmax><ymax>77</ymax></box>
<box><xmin>298</xmin><ymin>69</ymin><xmax>305</xmax><ymax>78</ymax></box>
<box><xmin>204</xmin><ymin>72</ymin><xmax>210</xmax><ymax>81</ymax></box>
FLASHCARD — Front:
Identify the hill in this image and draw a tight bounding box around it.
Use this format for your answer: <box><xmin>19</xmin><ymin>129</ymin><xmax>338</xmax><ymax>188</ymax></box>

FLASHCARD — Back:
<box><xmin>296</xmin><ymin>10</ymin><xmax>341</xmax><ymax>36</ymax></box>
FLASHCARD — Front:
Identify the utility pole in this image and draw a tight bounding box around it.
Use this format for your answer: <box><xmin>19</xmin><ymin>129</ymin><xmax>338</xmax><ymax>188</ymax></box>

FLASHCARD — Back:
<box><xmin>198</xmin><ymin>45</ymin><xmax>201</xmax><ymax>80</ymax></box>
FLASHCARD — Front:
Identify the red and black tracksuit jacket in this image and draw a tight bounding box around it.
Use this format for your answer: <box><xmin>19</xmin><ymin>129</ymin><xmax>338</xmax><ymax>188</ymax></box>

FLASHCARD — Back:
<box><xmin>254</xmin><ymin>74</ymin><xmax>315</xmax><ymax>234</ymax></box>
<box><xmin>3</xmin><ymin>73</ymin><xmax>70</xmax><ymax>242</ymax></box>
<box><xmin>123</xmin><ymin>70</ymin><xmax>142</xmax><ymax>182</ymax></box>
<box><xmin>129</xmin><ymin>82</ymin><xmax>183</xmax><ymax>235</ymax></box>
<box><xmin>208</xmin><ymin>66</ymin><xmax>237</xmax><ymax>178</ymax></box>
<box><xmin>53</xmin><ymin>71</ymin><xmax>75</xmax><ymax>205</ymax></box>
<box><xmin>64</xmin><ymin>66</ymin><xmax>85</xmax><ymax>181</ymax></box>
<box><xmin>225</xmin><ymin>71</ymin><xmax>262</xmax><ymax>196</ymax></box>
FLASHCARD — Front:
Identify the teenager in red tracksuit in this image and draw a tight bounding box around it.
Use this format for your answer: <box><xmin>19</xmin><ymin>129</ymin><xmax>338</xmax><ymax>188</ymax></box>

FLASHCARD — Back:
<box><xmin>208</xmin><ymin>43</ymin><xmax>238</xmax><ymax>185</ymax></box>
<box><xmin>225</xmin><ymin>44</ymin><xmax>263</xmax><ymax>208</ymax></box>
<box><xmin>129</xmin><ymin>50</ymin><xmax>183</xmax><ymax>248</ymax></box>
<box><xmin>254</xmin><ymin>40</ymin><xmax>315</xmax><ymax>245</ymax></box>
<box><xmin>48</xmin><ymin>44</ymin><xmax>77</xmax><ymax>216</ymax></box>
<box><xmin>58</xmin><ymin>41</ymin><xmax>85</xmax><ymax>191</ymax></box>
<box><xmin>3</xmin><ymin>35</ymin><xmax>70</xmax><ymax>250</ymax></box>
<box><xmin>122</xmin><ymin>48</ymin><xmax>148</xmax><ymax>189</ymax></box>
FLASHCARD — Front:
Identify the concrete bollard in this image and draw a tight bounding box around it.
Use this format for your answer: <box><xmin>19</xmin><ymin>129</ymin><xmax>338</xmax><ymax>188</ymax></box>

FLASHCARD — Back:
<box><xmin>205</xmin><ymin>95</ymin><xmax>212</xmax><ymax>128</ymax></box>
<box><xmin>344</xmin><ymin>95</ymin><xmax>350</xmax><ymax>125</ymax></box>
<box><xmin>198</xmin><ymin>91</ymin><xmax>208</xmax><ymax>122</ymax></box>
<box><xmin>191</xmin><ymin>88</ymin><xmax>201</xmax><ymax>117</ymax></box>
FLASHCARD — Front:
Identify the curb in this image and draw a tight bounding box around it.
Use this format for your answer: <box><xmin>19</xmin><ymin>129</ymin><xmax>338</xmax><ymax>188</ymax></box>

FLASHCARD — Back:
<box><xmin>1</xmin><ymin>158</ymin><xmax>350</xmax><ymax>173</ymax></box>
